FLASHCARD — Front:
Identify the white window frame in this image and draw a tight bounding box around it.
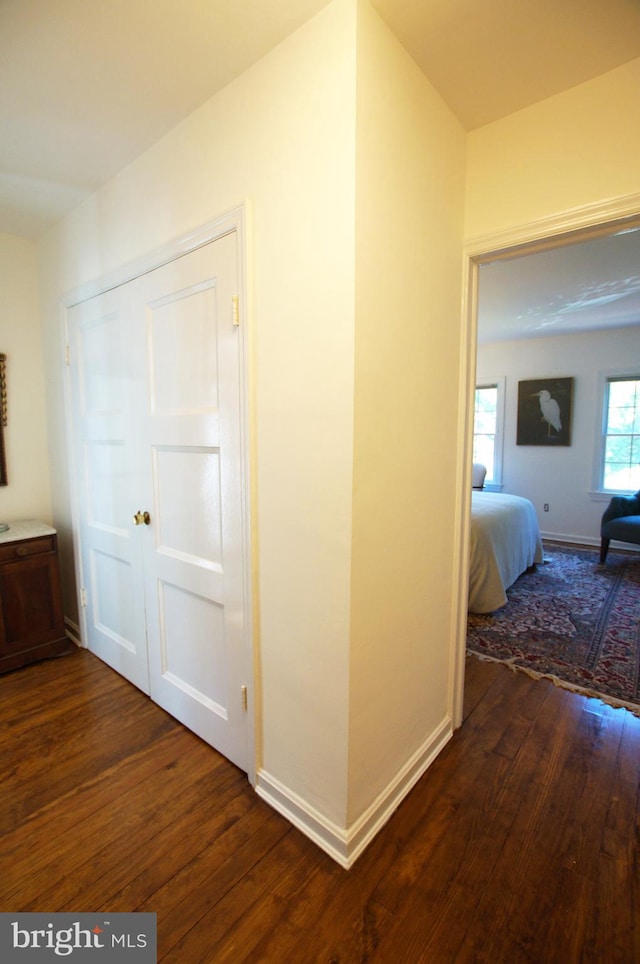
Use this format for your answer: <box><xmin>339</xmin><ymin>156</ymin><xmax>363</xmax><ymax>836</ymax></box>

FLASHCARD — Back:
<box><xmin>592</xmin><ymin>368</ymin><xmax>640</xmax><ymax>500</ymax></box>
<box><xmin>474</xmin><ymin>376</ymin><xmax>505</xmax><ymax>491</ymax></box>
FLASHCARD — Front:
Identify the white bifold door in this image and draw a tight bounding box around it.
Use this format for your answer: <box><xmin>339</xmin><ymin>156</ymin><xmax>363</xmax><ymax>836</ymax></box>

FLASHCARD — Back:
<box><xmin>67</xmin><ymin>232</ymin><xmax>250</xmax><ymax>773</ymax></box>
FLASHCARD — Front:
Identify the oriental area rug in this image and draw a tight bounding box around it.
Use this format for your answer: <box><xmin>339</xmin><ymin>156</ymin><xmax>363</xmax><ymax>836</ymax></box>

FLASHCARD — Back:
<box><xmin>466</xmin><ymin>544</ymin><xmax>640</xmax><ymax>715</ymax></box>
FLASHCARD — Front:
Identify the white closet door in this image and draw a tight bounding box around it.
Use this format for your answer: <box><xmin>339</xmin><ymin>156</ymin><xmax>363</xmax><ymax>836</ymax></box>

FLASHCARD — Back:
<box><xmin>68</xmin><ymin>231</ymin><xmax>250</xmax><ymax>772</ymax></box>
<box><xmin>136</xmin><ymin>234</ymin><xmax>248</xmax><ymax>770</ymax></box>
<box><xmin>68</xmin><ymin>284</ymin><xmax>150</xmax><ymax>694</ymax></box>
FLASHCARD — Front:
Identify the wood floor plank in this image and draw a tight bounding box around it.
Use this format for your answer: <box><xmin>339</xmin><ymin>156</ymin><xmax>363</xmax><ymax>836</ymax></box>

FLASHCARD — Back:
<box><xmin>20</xmin><ymin>756</ymin><xmax>241</xmax><ymax>912</ymax></box>
<box><xmin>555</xmin><ymin>702</ymin><xmax>627</xmax><ymax>881</ymax></box>
<box><xmin>0</xmin><ymin>652</ymin><xmax>178</xmax><ymax>832</ymax></box>
<box><xmin>0</xmin><ymin>710</ymin><xmax>178</xmax><ymax>832</ymax></box>
<box><xmin>461</xmin><ymin>653</ymin><xmax>501</xmax><ymax>719</ymax></box>
<box><xmin>1</xmin><ymin>649</ymin><xmax>638</xmax><ymax>963</ymax></box>
<box><xmin>448</xmin><ymin>695</ymin><xmax>629</xmax><ymax>963</ymax></box>
<box><xmin>273</xmin><ymin>684</ymin><xmax>549</xmax><ymax>962</ymax></box>
<box><xmin>148</xmin><ymin>808</ymin><xmax>292</xmax><ymax>958</ymax></box>
<box><xmin>0</xmin><ymin>726</ymin><xmax>206</xmax><ymax>851</ymax></box>
<box><xmin>161</xmin><ymin>833</ymin><xmax>336</xmax><ymax>964</ymax></box>
<box><xmin>105</xmin><ymin>775</ymin><xmax>254</xmax><ymax>914</ymax></box>
<box><xmin>582</xmin><ymin>708</ymin><xmax>640</xmax><ymax>962</ymax></box>
<box><xmin>1</xmin><ymin>733</ymin><xmax>224</xmax><ymax>906</ymax></box>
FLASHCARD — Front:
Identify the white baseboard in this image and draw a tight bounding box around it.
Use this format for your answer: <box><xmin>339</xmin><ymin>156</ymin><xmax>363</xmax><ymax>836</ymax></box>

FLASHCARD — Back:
<box><xmin>540</xmin><ymin>531</ymin><xmax>598</xmax><ymax>546</ymax></box>
<box><xmin>541</xmin><ymin>533</ymin><xmax>640</xmax><ymax>555</ymax></box>
<box><xmin>255</xmin><ymin>715</ymin><xmax>453</xmax><ymax>869</ymax></box>
<box><xmin>255</xmin><ymin>771</ymin><xmax>350</xmax><ymax>866</ymax></box>
<box><xmin>63</xmin><ymin>617</ymin><xmax>83</xmax><ymax>648</ymax></box>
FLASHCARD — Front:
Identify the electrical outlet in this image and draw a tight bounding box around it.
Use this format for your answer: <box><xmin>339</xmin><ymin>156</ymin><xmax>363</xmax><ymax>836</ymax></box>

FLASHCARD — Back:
<box><xmin>543</xmin><ymin>503</ymin><xmax>549</xmax><ymax>512</ymax></box>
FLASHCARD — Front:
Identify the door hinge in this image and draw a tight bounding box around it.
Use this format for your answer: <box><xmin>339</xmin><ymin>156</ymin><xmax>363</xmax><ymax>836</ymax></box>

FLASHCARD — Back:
<box><xmin>80</xmin><ymin>587</ymin><xmax>87</xmax><ymax>608</ymax></box>
<box><xmin>232</xmin><ymin>295</ymin><xmax>240</xmax><ymax>327</ymax></box>
<box><xmin>241</xmin><ymin>684</ymin><xmax>248</xmax><ymax>712</ymax></box>
<box><xmin>65</xmin><ymin>345</ymin><xmax>71</xmax><ymax>366</ymax></box>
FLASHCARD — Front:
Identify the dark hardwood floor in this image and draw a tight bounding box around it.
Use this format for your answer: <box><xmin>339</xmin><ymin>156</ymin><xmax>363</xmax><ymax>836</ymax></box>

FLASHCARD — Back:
<box><xmin>1</xmin><ymin>647</ymin><xmax>638</xmax><ymax>962</ymax></box>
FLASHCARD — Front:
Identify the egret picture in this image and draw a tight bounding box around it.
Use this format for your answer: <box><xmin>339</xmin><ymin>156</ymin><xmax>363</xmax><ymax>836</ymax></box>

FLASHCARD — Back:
<box><xmin>517</xmin><ymin>377</ymin><xmax>573</xmax><ymax>446</ymax></box>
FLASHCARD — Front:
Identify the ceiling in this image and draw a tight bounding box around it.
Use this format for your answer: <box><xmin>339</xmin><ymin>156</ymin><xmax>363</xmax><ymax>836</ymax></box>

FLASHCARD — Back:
<box><xmin>477</xmin><ymin>226</ymin><xmax>640</xmax><ymax>343</ymax></box>
<box><xmin>373</xmin><ymin>0</ymin><xmax>640</xmax><ymax>130</ymax></box>
<box><xmin>1</xmin><ymin>0</ymin><xmax>640</xmax><ymax>339</ymax></box>
<box><xmin>2</xmin><ymin>0</ymin><xmax>640</xmax><ymax>240</ymax></box>
<box><xmin>0</xmin><ymin>0</ymin><xmax>331</xmax><ymax>238</ymax></box>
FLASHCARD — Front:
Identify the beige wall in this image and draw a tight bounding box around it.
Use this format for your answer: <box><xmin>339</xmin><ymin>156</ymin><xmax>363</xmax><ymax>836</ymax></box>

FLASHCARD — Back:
<box><xmin>348</xmin><ymin>1</ymin><xmax>466</xmax><ymax>822</ymax></box>
<box><xmin>37</xmin><ymin>0</ymin><xmax>467</xmax><ymax>854</ymax></box>
<box><xmin>0</xmin><ymin>233</ymin><xmax>51</xmax><ymax>523</ymax></box>
<box><xmin>39</xmin><ymin>0</ymin><xmax>357</xmax><ymax>826</ymax></box>
<box><xmin>34</xmin><ymin>3</ymin><xmax>640</xmax><ymax>859</ymax></box>
<box><xmin>465</xmin><ymin>58</ymin><xmax>640</xmax><ymax>239</ymax></box>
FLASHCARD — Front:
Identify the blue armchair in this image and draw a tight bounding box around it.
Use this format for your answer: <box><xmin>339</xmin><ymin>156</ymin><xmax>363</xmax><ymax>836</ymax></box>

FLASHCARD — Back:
<box><xmin>600</xmin><ymin>490</ymin><xmax>640</xmax><ymax>563</ymax></box>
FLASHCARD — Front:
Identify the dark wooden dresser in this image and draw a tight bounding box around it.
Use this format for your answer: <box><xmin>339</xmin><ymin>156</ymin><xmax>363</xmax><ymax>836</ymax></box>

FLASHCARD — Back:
<box><xmin>0</xmin><ymin>520</ymin><xmax>71</xmax><ymax>673</ymax></box>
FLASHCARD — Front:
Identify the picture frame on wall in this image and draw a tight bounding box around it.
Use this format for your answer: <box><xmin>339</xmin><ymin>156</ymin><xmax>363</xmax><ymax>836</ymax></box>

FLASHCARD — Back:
<box><xmin>517</xmin><ymin>376</ymin><xmax>573</xmax><ymax>446</ymax></box>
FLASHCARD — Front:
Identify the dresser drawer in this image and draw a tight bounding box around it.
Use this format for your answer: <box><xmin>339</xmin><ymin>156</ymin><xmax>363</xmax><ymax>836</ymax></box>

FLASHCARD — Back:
<box><xmin>0</xmin><ymin>535</ymin><xmax>56</xmax><ymax>564</ymax></box>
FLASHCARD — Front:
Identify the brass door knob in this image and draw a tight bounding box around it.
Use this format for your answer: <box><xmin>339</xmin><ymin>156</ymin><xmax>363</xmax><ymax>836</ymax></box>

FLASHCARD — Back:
<box><xmin>133</xmin><ymin>510</ymin><xmax>151</xmax><ymax>526</ymax></box>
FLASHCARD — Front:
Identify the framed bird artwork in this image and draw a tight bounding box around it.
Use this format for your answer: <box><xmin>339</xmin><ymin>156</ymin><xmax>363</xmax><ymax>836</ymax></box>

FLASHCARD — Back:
<box><xmin>517</xmin><ymin>377</ymin><xmax>573</xmax><ymax>446</ymax></box>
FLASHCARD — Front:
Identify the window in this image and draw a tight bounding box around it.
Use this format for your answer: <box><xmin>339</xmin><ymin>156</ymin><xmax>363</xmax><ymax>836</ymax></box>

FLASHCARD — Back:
<box><xmin>473</xmin><ymin>378</ymin><xmax>505</xmax><ymax>487</ymax></box>
<box><xmin>601</xmin><ymin>376</ymin><xmax>640</xmax><ymax>492</ymax></box>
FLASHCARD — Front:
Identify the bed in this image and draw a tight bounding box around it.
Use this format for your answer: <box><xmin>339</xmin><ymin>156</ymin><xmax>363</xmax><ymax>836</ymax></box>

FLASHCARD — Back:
<box><xmin>469</xmin><ymin>491</ymin><xmax>544</xmax><ymax>613</ymax></box>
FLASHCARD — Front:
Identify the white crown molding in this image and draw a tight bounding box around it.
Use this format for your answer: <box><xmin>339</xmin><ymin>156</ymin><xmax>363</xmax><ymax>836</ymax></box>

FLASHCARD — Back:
<box><xmin>464</xmin><ymin>191</ymin><xmax>640</xmax><ymax>261</ymax></box>
<box><xmin>62</xmin><ymin>204</ymin><xmax>247</xmax><ymax>308</ymax></box>
<box><xmin>256</xmin><ymin>715</ymin><xmax>452</xmax><ymax>869</ymax></box>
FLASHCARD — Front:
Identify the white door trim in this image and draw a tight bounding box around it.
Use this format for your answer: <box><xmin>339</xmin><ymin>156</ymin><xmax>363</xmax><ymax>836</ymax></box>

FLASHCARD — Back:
<box><xmin>61</xmin><ymin>204</ymin><xmax>256</xmax><ymax>784</ymax></box>
<box><xmin>451</xmin><ymin>191</ymin><xmax>640</xmax><ymax>728</ymax></box>
<box><xmin>64</xmin><ymin>206</ymin><xmax>248</xmax><ymax>307</ymax></box>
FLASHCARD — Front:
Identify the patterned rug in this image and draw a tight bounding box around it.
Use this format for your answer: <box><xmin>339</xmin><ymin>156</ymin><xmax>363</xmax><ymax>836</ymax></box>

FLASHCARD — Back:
<box><xmin>466</xmin><ymin>544</ymin><xmax>640</xmax><ymax>714</ymax></box>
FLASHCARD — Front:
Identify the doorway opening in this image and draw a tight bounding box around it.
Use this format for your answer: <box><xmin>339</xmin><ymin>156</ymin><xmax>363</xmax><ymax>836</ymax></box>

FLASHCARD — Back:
<box><xmin>452</xmin><ymin>196</ymin><xmax>640</xmax><ymax>726</ymax></box>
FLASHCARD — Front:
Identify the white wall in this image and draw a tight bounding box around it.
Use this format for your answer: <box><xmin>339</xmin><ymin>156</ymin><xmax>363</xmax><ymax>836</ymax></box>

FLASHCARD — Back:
<box><xmin>36</xmin><ymin>0</ymin><xmax>467</xmax><ymax>864</ymax></box>
<box><xmin>0</xmin><ymin>233</ymin><xmax>52</xmax><ymax>523</ymax></box>
<box><xmin>477</xmin><ymin>326</ymin><xmax>640</xmax><ymax>544</ymax></box>
<box><xmin>39</xmin><ymin>0</ymin><xmax>357</xmax><ymax>830</ymax></box>
<box><xmin>465</xmin><ymin>57</ymin><xmax>640</xmax><ymax>562</ymax></box>
<box><xmin>348</xmin><ymin>1</ymin><xmax>465</xmax><ymax>823</ymax></box>
<box><xmin>466</xmin><ymin>58</ymin><xmax>640</xmax><ymax>239</ymax></box>
<box><xmin>35</xmin><ymin>1</ymin><xmax>640</xmax><ymax>863</ymax></box>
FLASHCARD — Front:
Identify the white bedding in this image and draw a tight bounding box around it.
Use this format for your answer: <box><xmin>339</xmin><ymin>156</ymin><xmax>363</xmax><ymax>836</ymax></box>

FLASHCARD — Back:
<box><xmin>469</xmin><ymin>491</ymin><xmax>544</xmax><ymax>613</ymax></box>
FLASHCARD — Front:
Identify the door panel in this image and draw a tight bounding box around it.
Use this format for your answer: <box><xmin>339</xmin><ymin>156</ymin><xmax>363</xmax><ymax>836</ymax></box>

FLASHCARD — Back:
<box><xmin>137</xmin><ymin>236</ymin><xmax>247</xmax><ymax>770</ymax></box>
<box><xmin>158</xmin><ymin>582</ymin><xmax>227</xmax><ymax>713</ymax></box>
<box><xmin>153</xmin><ymin>447</ymin><xmax>223</xmax><ymax>563</ymax></box>
<box><xmin>68</xmin><ymin>232</ymin><xmax>249</xmax><ymax>771</ymax></box>
<box><xmin>148</xmin><ymin>284</ymin><xmax>220</xmax><ymax>415</ymax></box>
<box><xmin>68</xmin><ymin>288</ymin><xmax>150</xmax><ymax>693</ymax></box>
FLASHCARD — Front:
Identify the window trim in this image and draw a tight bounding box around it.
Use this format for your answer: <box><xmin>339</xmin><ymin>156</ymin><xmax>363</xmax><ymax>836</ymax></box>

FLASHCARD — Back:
<box><xmin>474</xmin><ymin>376</ymin><xmax>505</xmax><ymax>490</ymax></box>
<box><xmin>591</xmin><ymin>368</ymin><xmax>640</xmax><ymax>499</ymax></box>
